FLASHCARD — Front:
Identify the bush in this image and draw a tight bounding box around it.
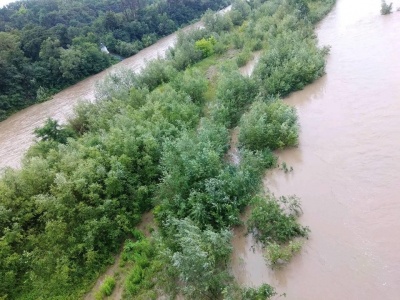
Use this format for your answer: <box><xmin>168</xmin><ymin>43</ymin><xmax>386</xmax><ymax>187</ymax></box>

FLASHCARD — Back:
<box><xmin>247</xmin><ymin>195</ymin><xmax>309</xmax><ymax>264</ymax></box>
<box><xmin>136</xmin><ymin>59</ymin><xmax>178</xmax><ymax>91</ymax></box>
<box><xmin>164</xmin><ymin>218</ymin><xmax>233</xmax><ymax>299</ymax></box>
<box><xmin>265</xmin><ymin>240</ymin><xmax>303</xmax><ymax>265</ymax></box>
<box><xmin>381</xmin><ymin>0</ymin><xmax>393</xmax><ymax>14</ymax></box>
<box><xmin>247</xmin><ymin>195</ymin><xmax>308</xmax><ymax>245</ymax></box>
<box><xmin>123</xmin><ymin>238</ymin><xmax>158</xmax><ymax>297</ymax></box>
<box><xmin>210</xmin><ymin>70</ymin><xmax>258</xmax><ymax>128</ymax></box>
<box><xmin>230</xmin><ymin>0</ymin><xmax>252</xmax><ymax>26</ymax></box>
<box><xmin>202</xmin><ymin>9</ymin><xmax>233</xmax><ymax>33</ymax></box>
<box><xmin>195</xmin><ymin>36</ymin><xmax>217</xmax><ymax>58</ymax></box>
<box><xmin>95</xmin><ymin>276</ymin><xmax>116</xmax><ymax>300</ymax></box>
<box><xmin>236</xmin><ymin>48</ymin><xmax>253</xmax><ymax>67</ymax></box>
<box><xmin>34</xmin><ymin>118</ymin><xmax>75</xmax><ymax>144</ymax></box>
<box><xmin>223</xmin><ymin>283</ymin><xmax>276</xmax><ymax>300</ymax></box>
<box><xmin>168</xmin><ymin>29</ymin><xmax>207</xmax><ymax>70</ymax></box>
<box><xmin>171</xmin><ymin>68</ymin><xmax>208</xmax><ymax>104</ymax></box>
<box><xmin>239</xmin><ymin>100</ymin><xmax>299</xmax><ymax>151</ymax></box>
<box><xmin>253</xmin><ymin>30</ymin><xmax>328</xmax><ymax>97</ymax></box>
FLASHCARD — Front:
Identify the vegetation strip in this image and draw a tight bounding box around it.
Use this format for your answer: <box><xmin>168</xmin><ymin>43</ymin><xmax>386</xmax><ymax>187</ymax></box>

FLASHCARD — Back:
<box><xmin>0</xmin><ymin>0</ymin><xmax>229</xmax><ymax>121</ymax></box>
<box><xmin>0</xmin><ymin>0</ymin><xmax>335</xmax><ymax>299</ymax></box>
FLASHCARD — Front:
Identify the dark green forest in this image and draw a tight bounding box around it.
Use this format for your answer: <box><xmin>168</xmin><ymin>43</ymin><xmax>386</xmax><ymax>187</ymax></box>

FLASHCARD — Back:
<box><xmin>0</xmin><ymin>0</ymin><xmax>229</xmax><ymax>120</ymax></box>
<box><xmin>0</xmin><ymin>0</ymin><xmax>335</xmax><ymax>299</ymax></box>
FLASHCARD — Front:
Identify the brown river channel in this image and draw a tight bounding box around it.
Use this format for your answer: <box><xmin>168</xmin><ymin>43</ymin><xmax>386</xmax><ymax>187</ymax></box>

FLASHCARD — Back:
<box><xmin>232</xmin><ymin>0</ymin><xmax>400</xmax><ymax>299</ymax></box>
<box><xmin>1</xmin><ymin>0</ymin><xmax>400</xmax><ymax>299</ymax></box>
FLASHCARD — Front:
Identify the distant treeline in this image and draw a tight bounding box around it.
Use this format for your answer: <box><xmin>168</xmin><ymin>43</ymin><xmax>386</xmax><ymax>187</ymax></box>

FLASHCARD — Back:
<box><xmin>0</xmin><ymin>0</ymin><xmax>229</xmax><ymax>120</ymax></box>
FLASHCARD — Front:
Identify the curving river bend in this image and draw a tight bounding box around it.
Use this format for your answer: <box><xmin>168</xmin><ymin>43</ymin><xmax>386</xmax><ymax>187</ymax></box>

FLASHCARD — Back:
<box><xmin>1</xmin><ymin>0</ymin><xmax>400</xmax><ymax>299</ymax></box>
<box><xmin>232</xmin><ymin>0</ymin><xmax>400</xmax><ymax>299</ymax></box>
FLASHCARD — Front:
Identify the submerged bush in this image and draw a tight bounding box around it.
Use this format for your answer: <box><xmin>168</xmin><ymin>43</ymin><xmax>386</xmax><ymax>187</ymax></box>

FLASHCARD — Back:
<box><xmin>265</xmin><ymin>240</ymin><xmax>303</xmax><ymax>265</ymax></box>
<box><xmin>223</xmin><ymin>283</ymin><xmax>276</xmax><ymax>300</ymax></box>
<box><xmin>247</xmin><ymin>195</ymin><xmax>309</xmax><ymax>264</ymax></box>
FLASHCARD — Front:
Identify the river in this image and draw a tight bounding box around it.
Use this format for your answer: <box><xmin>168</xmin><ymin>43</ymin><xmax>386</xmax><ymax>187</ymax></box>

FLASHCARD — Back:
<box><xmin>232</xmin><ymin>0</ymin><xmax>400</xmax><ymax>299</ymax></box>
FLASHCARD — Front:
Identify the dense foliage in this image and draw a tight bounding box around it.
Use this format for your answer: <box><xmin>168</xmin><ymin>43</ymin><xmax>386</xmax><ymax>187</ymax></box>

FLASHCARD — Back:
<box><xmin>239</xmin><ymin>100</ymin><xmax>299</xmax><ymax>151</ymax></box>
<box><xmin>0</xmin><ymin>0</ymin><xmax>229</xmax><ymax>120</ymax></box>
<box><xmin>0</xmin><ymin>0</ymin><xmax>335</xmax><ymax>298</ymax></box>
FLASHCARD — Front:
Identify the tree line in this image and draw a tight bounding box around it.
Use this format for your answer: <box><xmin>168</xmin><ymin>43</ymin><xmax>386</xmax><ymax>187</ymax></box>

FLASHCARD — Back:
<box><xmin>0</xmin><ymin>0</ymin><xmax>229</xmax><ymax>121</ymax></box>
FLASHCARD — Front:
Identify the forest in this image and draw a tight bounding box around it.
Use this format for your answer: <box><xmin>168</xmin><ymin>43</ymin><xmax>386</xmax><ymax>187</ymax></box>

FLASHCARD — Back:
<box><xmin>0</xmin><ymin>0</ymin><xmax>335</xmax><ymax>299</ymax></box>
<box><xmin>0</xmin><ymin>0</ymin><xmax>229</xmax><ymax>120</ymax></box>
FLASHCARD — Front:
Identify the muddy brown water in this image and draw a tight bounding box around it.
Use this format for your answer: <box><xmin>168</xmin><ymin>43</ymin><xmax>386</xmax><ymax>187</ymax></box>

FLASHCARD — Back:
<box><xmin>232</xmin><ymin>0</ymin><xmax>400</xmax><ymax>299</ymax></box>
<box><xmin>0</xmin><ymin>22</ymin><xmax>204</xmax><ymax>171</ymax></box>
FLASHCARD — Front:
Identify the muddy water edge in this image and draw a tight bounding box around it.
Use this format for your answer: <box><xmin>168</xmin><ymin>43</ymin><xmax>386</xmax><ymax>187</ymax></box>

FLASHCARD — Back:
<box><xmin>232</xmin><ymin>0</ymin><xmax>400</xmax><ymax>299</ymax></box>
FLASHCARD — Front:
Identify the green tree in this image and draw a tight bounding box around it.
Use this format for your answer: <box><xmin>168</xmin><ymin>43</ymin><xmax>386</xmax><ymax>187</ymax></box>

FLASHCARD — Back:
<box><xmin>166</xmin><ymin>218</ymin><xmax>232</xmax><ymax>299</ymax></box>
<box><xmin>34</xmin><ymin>118</ymin><xmax>74</xmax><ymax>143</ymax></box>
<box><xmin>59</xmin><ymin>47</ymin><xmax>83</xmax><ymax>81</ymax></box>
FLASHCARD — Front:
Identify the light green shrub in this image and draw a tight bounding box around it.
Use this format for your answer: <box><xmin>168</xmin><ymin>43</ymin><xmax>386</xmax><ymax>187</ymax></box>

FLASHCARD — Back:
<box><xmin>95</xmin><ymin>276</ymin><xmax>116</xmax><ymax>300</ymax></box>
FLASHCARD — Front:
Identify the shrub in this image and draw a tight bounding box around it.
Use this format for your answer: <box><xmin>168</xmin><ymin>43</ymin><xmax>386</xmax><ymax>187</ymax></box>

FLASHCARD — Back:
<box><xmin>123</xmin><ymin>238</ymin><xmax>157</xmax><ymax>297</ymax></box>
<box><xmin>223</xmin><ymin>283</ymin><xmax>276</xmax><ymax>300</ymax></box>
<box><xmin>239</xmin><ymin>100</ymin><xmax>299</xmax><ymax>151</ymax></box>
<box><xmin>202</xmin><ymin>9</ymin><xmax>233</xmax><ymax>33</ymax></box>
<box><xmin>247</xmin><ymin>195</ymin><xmax>309</xmax><ymax>264</ymax></box>
<box><xmin>34</xmin><ymin>118</ymin><xmax>75</xmax><ymax>144</ymax></box>
<box><xmin>236</xmin><ymin>48</ymin><xmax>253</xmax><ymax>67</ymax></box>
<box><xmin>247</xmin><ymin>195</ymin><xmax>309</xmax><ymax>245</ymax></box>
<box><xmin>265</xmin><ymin>240</ymin><xmax>303</xmax><ymax>265</ymax></box>
<box><xmin>381</xmin><ymin>0</ymin><xmax>393</xmax><ymax>14</ymax></box>
<box><xmin>136</xmin><ymin>59</ymin><xmax>178</xmax><ymax>91</ymax></box>
<box><xmin>165</xmin><ymin>218</ymin><xmax>233</xmax><ymax>299</ymax></box>
<box><xmin>253</xmin><ymin>31</ymin><xmax>328</xmax><ymax>97</ymax></box>
<box><xmin>95</xmin><ymin>276</ymin><xmax>116</xmax><ymax>300</ymax></box>
<box><xmin>211</xmin><ymin>70</ymin><xmax>258</xmax><ymax>128</ymax></box>
<box><xmin>171</xmin><ymin>68</ymin><xmax>208</xmax><ymax>104</ymax></box>
<box><xmin>194</xmin><ymin>36</ymin><xmax>217</xmax><ymax>58</ymax></box>
<box><xmin>168</xmin><ymin>29</ymin><xmax>207</xmax><ymax>70</ymax></box>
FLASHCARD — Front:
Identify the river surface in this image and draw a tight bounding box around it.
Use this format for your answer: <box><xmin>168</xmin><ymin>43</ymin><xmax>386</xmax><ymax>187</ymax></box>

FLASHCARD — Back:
<box><xmin>0</xmin><ymin>22</ymin><xmax>204</xmax><ymax>171</ymax></box>
<box><xmin>232</xmin><ymin>0</ymin><xmax>400</xmax><ymax>299</ymax></box>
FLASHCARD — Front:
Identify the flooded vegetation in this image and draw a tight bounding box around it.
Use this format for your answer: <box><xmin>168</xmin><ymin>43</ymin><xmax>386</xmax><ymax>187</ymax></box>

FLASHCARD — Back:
<box><xmin>4</xmin><ymin>0</ymin><xmax>399</xmax><ymax>299</ymax></box>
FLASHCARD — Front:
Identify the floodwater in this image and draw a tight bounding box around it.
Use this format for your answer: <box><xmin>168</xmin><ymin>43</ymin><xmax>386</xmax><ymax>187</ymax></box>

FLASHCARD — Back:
<box><xmin>232</xmin><ymin>0</ymin><xmax>400</xmax><ymax>299</ymax></box>
<box><xmin>0</xmin><ymin>22</ymin><xmax>203</xmax><ymax>171</ymax></box>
